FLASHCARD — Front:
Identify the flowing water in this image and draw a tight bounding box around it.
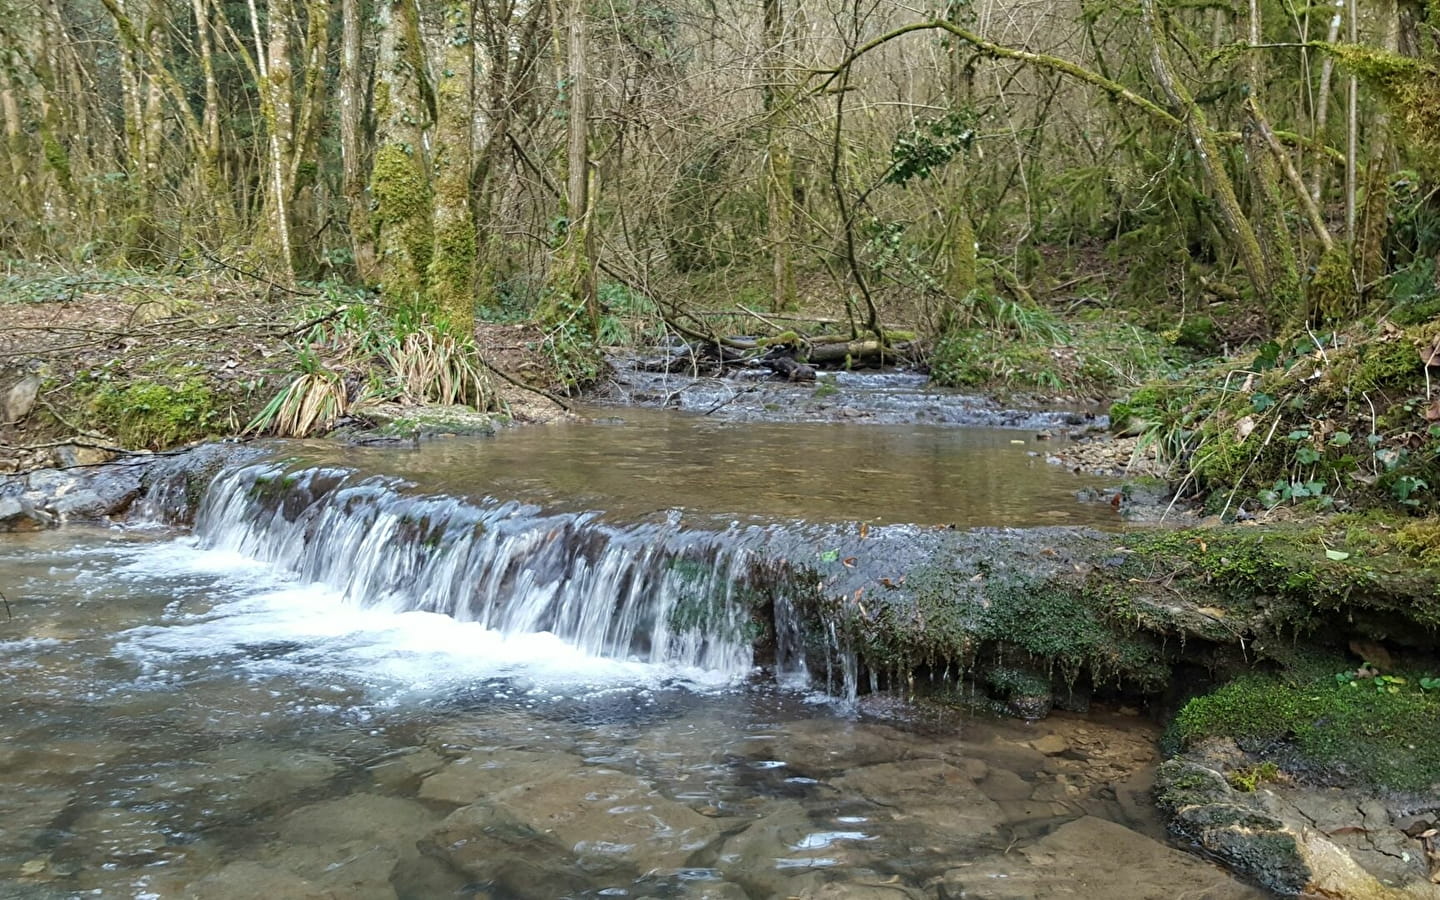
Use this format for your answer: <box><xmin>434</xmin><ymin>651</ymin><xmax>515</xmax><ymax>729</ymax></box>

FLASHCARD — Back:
<box><xmin>0</xmin><ymin>410</ymin><xmax>1262</xmax><ymax>899</ymax></box>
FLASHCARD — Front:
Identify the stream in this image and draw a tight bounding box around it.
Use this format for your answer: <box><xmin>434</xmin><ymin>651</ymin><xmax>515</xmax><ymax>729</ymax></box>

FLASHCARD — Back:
<box><xmin>0</xmin><ymin>405</ymin><xmax>1264</xmax><ymax>899</ymax></box>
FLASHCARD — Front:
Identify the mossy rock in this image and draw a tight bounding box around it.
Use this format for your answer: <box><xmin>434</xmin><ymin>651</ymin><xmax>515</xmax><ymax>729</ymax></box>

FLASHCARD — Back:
<box><xmin>1171</xmin><ymin>671</ymin><xmax>1440</xmax><ymax>791</ymax></box>
<box><xmin>360</xmin><ymin>403</ymin><xmax>499</xmax><ymax>438</ymax></box>
<box><xmin>92</xmin><ymin>378</ymin><xmax>222</xmax><ymax>450</ymax></box>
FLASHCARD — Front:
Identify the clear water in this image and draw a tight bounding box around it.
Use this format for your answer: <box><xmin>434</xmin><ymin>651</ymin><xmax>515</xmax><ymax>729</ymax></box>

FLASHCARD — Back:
<box><xmin>294</xmin><ymin>405</ymin><xmax>1121</xmax><ymax>528</ymax></box>
<box><xmin>0</xmin><ymin>413</ymin><xmax>1260</xmax><ymax>899</ymax></box>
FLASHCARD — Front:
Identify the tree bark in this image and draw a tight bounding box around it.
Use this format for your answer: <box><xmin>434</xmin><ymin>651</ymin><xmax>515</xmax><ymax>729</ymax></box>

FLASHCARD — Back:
<box><xmin>427</xmin><ymin>0</ymin><xmax>478</xmax><ymax>332</ymax></box>
<box><xmin>372</xmin><ymin>0</ymin><xmax>433</xmax><ymax>307</ymax></box>
<box><xmin>339</xmin><ymin>0</ymin><xmax>378</xmax><ymax>282</ymax></box>
<box><xmin>763</xmin><ymin>0</ymin><xmax>796</xmax><ymax>312</ymax></box>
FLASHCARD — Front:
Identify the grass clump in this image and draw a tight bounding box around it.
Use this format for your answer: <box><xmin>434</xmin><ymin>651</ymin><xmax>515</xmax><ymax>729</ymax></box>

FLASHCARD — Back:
<box><xmin>1173</xmin><ymin>670</ymin><xmax>1440</xmax><ymax>791</ymax></box>
<box><xmin>930</xmin><ymin>310</ymin><xmax>1183</xmax><ymax>396</ymax></box>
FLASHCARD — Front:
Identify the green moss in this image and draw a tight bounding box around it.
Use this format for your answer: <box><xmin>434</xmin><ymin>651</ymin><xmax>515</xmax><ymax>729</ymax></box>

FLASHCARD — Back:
<box><xmin>1173</xmin><ymin>316</ymin><xmax>1220</xmax><ymax>353</ymax></box>
<box><xmin>371</xmin><ymin>142</ymin><xmax>434</xmax><ymax>306</ymax></box>
<box><xmin>1226</xmin><ymin>761</ymin><xmax>1280</xmax><ymax>792</ymax></box>
<box><xmin>93</xmin><ymin>378</ymin><xmax>221</xmax><ymax>450</ymax></box>
<box><xmin>1173</xmin><ymin>671</ymin><xmax>1440</xmax><ymax>790</ymax></box>
<box><xmin>1326</xmin><ymin>43</ymin><xmax>1440</xmax><ymax>155</ymax></box>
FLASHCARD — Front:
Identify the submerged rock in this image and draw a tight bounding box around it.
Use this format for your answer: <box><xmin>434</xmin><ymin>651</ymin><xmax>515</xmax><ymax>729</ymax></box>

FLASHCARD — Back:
<box><xmin>424</xmin><ymin>767</ymin><xmax>726</xmax><ymax>897</ymax></box>
<box><xmin>928</xmin><ymin>815</ymin><xmax>1262</xmax><ymax>899</ymax></box>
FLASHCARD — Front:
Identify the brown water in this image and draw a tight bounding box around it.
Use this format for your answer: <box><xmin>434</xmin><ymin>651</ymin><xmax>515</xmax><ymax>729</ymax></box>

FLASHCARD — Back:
<box><xmin>0</xmin><ymin>414</ymin><xmax>1261</xmax><ymax>899</ymax></box>
<box><xmin>306</xmin><ymin>406</ymin><xmax>1121</xmax><ymax>528</ymax></box>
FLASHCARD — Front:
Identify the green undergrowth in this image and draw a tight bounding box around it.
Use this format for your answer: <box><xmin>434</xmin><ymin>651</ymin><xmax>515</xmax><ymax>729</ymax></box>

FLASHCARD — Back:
<box><xmin>1115</xmin><ymin>520</ymin><xmax>1440</xmax><ymax>633</ymax></box>
<box><xmin>929</xmin><ymin>305</ymin><xmax>1190</xmax><ymax>396</ymax></box>
<box><xmin>1110</xmin><ymin>319</ymin><xmax>1440</xmax><ymax>513</ymax></box>
<box><xmin>1172</xmin><ymin>667</ymin><xmax>1440</xmax><ymax>791</ymax></box>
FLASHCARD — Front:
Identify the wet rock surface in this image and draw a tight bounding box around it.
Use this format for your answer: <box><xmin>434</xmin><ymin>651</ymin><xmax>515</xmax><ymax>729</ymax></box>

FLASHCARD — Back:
<box><xmin>1156</xmin><ymin>747</ymin><xmax>1440</xmax><ymax>898</ymax></box>
<box><xmin>599</xmin><ymin>358</ymin><xmax>1105</xmax><ymax>431</ymax></box>
<box><xmin>0</xmin><ymin>441</ymin><xmax>259</xmax><ymax>531</ymax></box>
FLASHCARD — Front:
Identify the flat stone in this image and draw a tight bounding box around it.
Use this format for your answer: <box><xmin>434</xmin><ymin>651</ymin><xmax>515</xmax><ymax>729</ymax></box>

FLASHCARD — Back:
<box><xmin>929</xmin><ymin>816</ymin><xmax>1262</xmax><ymax>899</ymax></box>
<box><xmin>368</xmin><ymin>748</ymin><xmax>444</xmax><ymax>791</ymax></box>
<box><xmin>277</xmin><ymin>793</ymin><xmax>436</xmax><ymax>847</ymax></box>
<box><xmin>265</xmin><ymin>840</ymin><xmax>401</xmax><ymax>900</ymax></box>
<box><xmin>53</xmin><ymin>444</ymin><xmax>114</xmax><ymax>467</ymax></box>
<box><xmin>978</xmin><ymin>769</ymin><xmax>1034</xmax><ymax>802</ymax></box>
<box><xmin>427</xmin><ymin>768</ymin><xmax>725</xmax><ymax>892</ymax></box>
<box><xmin>417</xmin><ymin>749</ymin><xmax>567</xmax><ymax>805</ymax></box>
<box><xmin>0</xmin><ymin>495</ymin><xmax>50</xmax><ymax>531</ymax></box>
<box><xmin>1030</xmin><ymin>734</ymin><xmax>1070</xmax><ymax>756</ymax></box>
<box><xmin>184</xmin><ymin>861</ymin><xmax>334</xmax><ymax>900</ymax></box>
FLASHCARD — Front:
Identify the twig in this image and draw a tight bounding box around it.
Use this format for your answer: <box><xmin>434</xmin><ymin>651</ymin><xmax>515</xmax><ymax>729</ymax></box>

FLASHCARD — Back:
<box><xmin>39</xmin><ymin>398</ymin><xmax>122</xmax><ymax>446</ymax></box>
<box><xmin>476</xmin><ymin>356</ymin><xmax>574</xmax><ymax>413</ymax></box>
<box><xmin>0</xmin><ymin>589</ymin><xmax>9</xmax><ymax>621</ymax></box>
<box><xmin>703</xmin><ymin>385</ymin><xmax>759</xmax><ymax>416</ymax></box>
<box><xmin>192</xmin><ymin>246</ymin><xmax>320</xmax><ymax>297</ymax></box>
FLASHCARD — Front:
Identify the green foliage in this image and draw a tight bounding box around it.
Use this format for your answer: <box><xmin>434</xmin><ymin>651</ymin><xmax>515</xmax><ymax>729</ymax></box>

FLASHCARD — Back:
<box><xmin>247</xmin><ymin>294</ymin><xmax>499</xmax><ymax>437</ymax></box>
<box><xmin>931</xmin><ymin>312</ymin><xmax>1180</xmax><ymax>395</ymax></box>
<box><xmin>93</xmin><ymin>378</ymin><xmax>221</xmax><ymax>449</ymax></box>
<box><xmin>886</xmin><ymin>110</ymin><xmax>977</xmax><ymax>186</ymax></box>
<box><xmin>1173</xmin><ymin>671</ymin><xmax>1440</xmax><ymax>791</ymax></box>
<box><xmin>245</xmin><ymin>369</ymin><xmax>349</xmax><ymax>438</ymax></box>
<box><xmin>595</xmin><ymin>281</ymin><xmax>664</xmax><ymax>347</ymax></box>
<box><xmin>1111</xmin><ymin>322</ymin><xmax>1440</xmax><ymax>512</ymax></box>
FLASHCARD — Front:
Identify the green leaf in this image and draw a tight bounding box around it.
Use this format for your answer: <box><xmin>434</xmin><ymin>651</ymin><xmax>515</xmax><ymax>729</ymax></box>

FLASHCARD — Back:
<box><xmin>1329</xmin><ymin>431</ymin><xmax>1352</xmax><ymax>447</ymax></box>
<box><xmin>819</xmin><ymin>549</ymin><xmax>840</xmax><ymax>563</ymax></box>
<box><xmin>1324</xmin><ymin>549</ymin><xmax>1350</xmax><ymax>561</ymax></box>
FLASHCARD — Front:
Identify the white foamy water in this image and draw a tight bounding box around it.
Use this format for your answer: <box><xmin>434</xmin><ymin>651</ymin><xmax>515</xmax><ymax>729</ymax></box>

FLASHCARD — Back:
<box><xmin>105</xmin><ymin>536</ymin><xmax>743</xmax><ymax>699</ymax></box>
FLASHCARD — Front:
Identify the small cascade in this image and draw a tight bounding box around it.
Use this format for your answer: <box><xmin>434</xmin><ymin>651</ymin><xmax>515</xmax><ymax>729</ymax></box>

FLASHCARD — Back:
<box><xmin>192</xmin><ymin>462</ymin><xmax>764</xmax><ymax>677</ymax></box>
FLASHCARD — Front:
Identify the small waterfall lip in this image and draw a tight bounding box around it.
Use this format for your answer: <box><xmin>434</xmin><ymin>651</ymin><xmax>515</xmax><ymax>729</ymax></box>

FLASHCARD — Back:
<box><xmin>187</xmin><ymin>459</ymin><xmax>766</xmax><ymax>682</ymax></box>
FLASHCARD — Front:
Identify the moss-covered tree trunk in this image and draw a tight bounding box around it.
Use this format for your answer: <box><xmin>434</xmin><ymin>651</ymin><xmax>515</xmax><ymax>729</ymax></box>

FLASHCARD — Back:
<box><xmin>372</xmin><ymin>0</ymin><xmax>433</xmax><ymax>310</ymax></box>
<box><xmin>248</xmin><ymin>0</ymin><xmax>297</xmax><ymax>282</ymax></box>
<box><xmin>426</xmin><ymin>0</ymin><xmax>478</xmax><ymax>334</ymax></box>
<box><xmin>339</xmin><ymin>0</ymin><xmax>377</xmax><ymax>283</ymax></box>
<box><xmin>762</xmin><ymin>0</ymin><xmax>796</xmax><ymax>312</ymax></box>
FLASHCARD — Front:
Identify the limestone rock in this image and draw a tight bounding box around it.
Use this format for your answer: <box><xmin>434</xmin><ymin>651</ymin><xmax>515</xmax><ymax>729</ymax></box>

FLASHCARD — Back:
<box><xmin>1156</xmin><ymin>759</ymin><xmax>1440</xmax><ymax>898</ymax></box>
<box><xmin>1031</xmin><ymin>733</ymin><xmax>1070</xmax><ymax>756</ymax></box>
<box><xmin>3</xmin><ymin>375</ymin><xmax>40</xmax><ymax>424</ymax></box>
<box><xmin>425</xmin><ymin>768</ymin><xmax>725</xmax><ymax>896</ymax></box>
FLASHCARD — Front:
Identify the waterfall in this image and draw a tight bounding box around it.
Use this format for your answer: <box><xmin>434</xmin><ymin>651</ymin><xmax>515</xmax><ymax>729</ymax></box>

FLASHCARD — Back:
<box><xmin>191</xmin><ymin>462</ymin><xmax>763</xmax><ymax>677</ymax></box>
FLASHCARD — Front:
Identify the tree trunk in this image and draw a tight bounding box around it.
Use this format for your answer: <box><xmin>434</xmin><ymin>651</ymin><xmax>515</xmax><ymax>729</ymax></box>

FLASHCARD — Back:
<box><xmin>1140</xmin><ymin>0</ymin><xmax>1275</xmax><ymax>310</ymax></box>
<box><xmin>763</xmin><ymin>0</ymin><xmax>796</xmax><ymax>312</ymax></box>
<box><xmin>545</xmin><ymin>0</ymin><xmax>598</xmax><ymax>339</ymax></box>
<box><xmin>372</xmin><ymin>0</ymin><xmax>433</xmax><ymax>307</ymax></box>
<box><xmin>339</xmin><ymin>0</ymin><xmax>378</xmax><ymax>282</ymax></box>
<box><xmin>427</xmin><ymin>0</ymin><xmax>478</xmax><ymax>332</ymax></box>
<box><xmin>250</xmin><ymin>0</ymin><xmax>297</xmax><ymax>282</ymax></box>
